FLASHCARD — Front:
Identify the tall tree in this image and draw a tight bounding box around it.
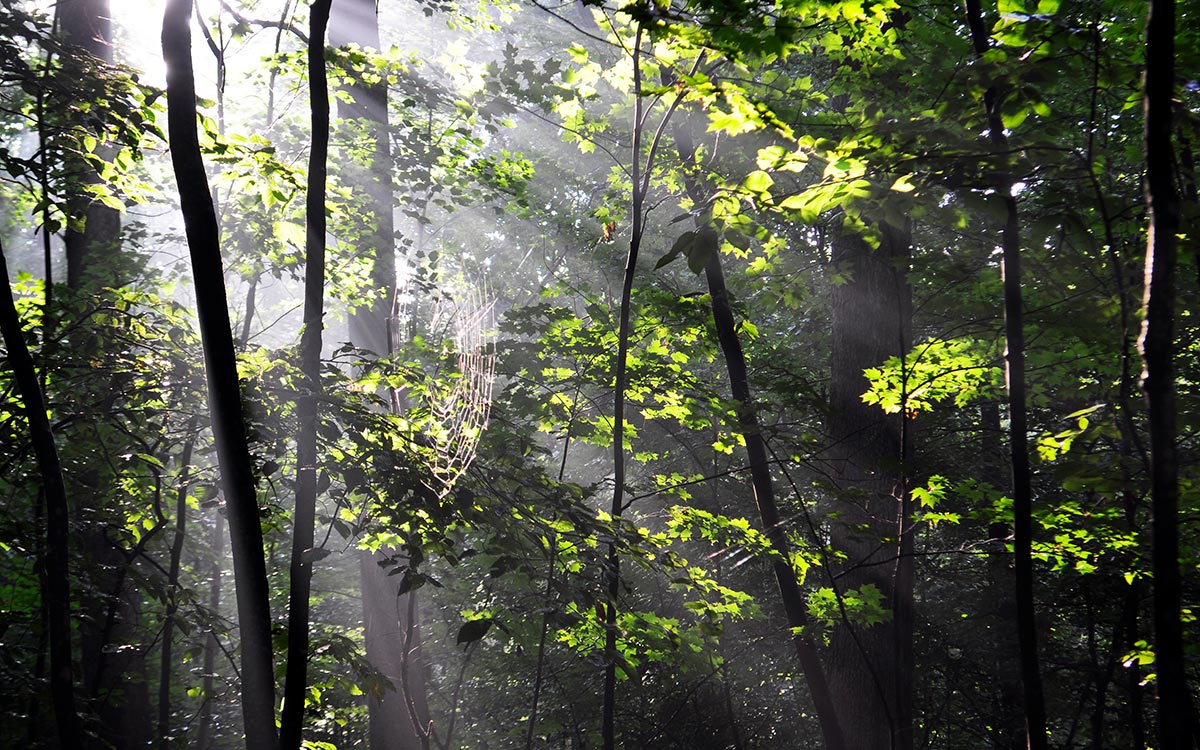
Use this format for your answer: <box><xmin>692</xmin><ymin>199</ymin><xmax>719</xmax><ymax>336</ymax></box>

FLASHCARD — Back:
<box><xmin>601</xmin><ymin>23</ymin><xmax>647</xmax><ymax>749</ymax></box>
<box><xmin>824</xmin><ymin>214</ymin><xmax>912</xmax><ymax>750</ymax></box>
<box><xmin>963</xmin><ymin>1</ymin><xmax>1048</xmax><ymax>746</ymax></box>
<box><xmin>58</xmin><ymin>0</ymin><xmax>120</xmax><ymax>289</ymax></box>
<box><xmin>0</xmin><ymin>236</ymin><xmax>83</xmax><ymax>750</ymax></box>
<box><xmin>331</xmin><ymin>2</ymin><xmax>430</xmax><ymax>746</ymax></box>
<box><xmin>1140</xmin><ymin>1</ymin><xmax>1194</xmax><ymax>748</ymax></box>
<box><xmin>671</xmin><ymin>119</ymin><xmax>846</xmax><ymax>750</ymax></box>
<box><xmin>281</xmin><ymin>3</ymin><xmax>333</xmax><ymax>748</ymax></box>
<box><xmin>58</xmin><ymin>5</ymin><xmax>154</xmax><ymax>747</ymax></box>
<box><xmin>161</xmin><ymin>2</ymin><xmax>277</xmax><ymax>748</ymax></box>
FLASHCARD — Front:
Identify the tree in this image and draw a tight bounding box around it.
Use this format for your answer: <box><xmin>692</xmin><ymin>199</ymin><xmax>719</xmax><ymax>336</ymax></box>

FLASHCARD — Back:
<box><xmin>330</xmin><ymin>1</ymin><xmax>431</xmax><ymax>746</ymax></box>
<box><xmin>59</xmin><ymin>0</ymin><xmax>120</xmax><ymax>290</ymax></box>
<box><xmin>0</xmin><ymin>235</ymin><xmax>82</xmax><ymax>750</ymax></box>
<box><xmin>961</xmin><ymin>2</ymin><xmax>1048</xmax><ymax>746</ymax></box>
<box><xmin>280</xmin><ymin>3</ymin><xmax>332</xmax><ymax>749</ymax></box>
<box><xmin>1140</xmin><ymin>1</ymin><xmax>1194</xmax><ymax>748</ymax></box>
<box><xmin>1</xmin><ymin>1</ymin><xmax>1198</xmax><ymax>747</ymax></box>
<box><xmin>161</xmin><ymin>2</ymin><xmax>277</xmax><ymax>747</ymax></box>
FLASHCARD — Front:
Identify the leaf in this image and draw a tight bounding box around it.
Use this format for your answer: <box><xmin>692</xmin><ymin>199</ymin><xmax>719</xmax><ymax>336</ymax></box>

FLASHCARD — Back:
<box><xmin>742</xmin><ymin>170</ymin><xmax>774</xmax><ymax>194</ymax></box>
<box><xmin>654</xmin><ymin>247</ymin><xmax>682</xmax><ymax>270</ymax></box>
<box><xmin>301</xmin><ymin>547</ymin><xmax>332</xmax><ymax>563</ymax></box>
<box><xmin>456</xmin><ymin>618</ymin><xmax>493</xmax><ymax>646</ymax></box>
<box><xmin>686</xmin><ymin>238</ymin><xmax>714</xmax><ymax>274</ymax></box>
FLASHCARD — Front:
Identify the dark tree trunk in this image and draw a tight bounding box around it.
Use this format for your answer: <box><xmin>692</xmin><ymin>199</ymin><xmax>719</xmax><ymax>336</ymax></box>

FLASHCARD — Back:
<box><xmin>603</xmin><ymin>28</ymin><xmax>652</xmax><ymax>749</ymax></box>
<box><xmin>825</xmin><ymin>216</ymin><xmax>912</xmax><ymax>750</ymax></box>
<box><xmin>962</xmin><ymin>2</ymin><xmax>1049</xmax><ymax>746</ymax></box>
<box><xmin>196</xmin><ymin>510</ymin><xmax>225</xmax><ymax>750</ymax></box>
<box><xmin>280</xmin><ymin>4</ymin><xmax>332</xmax><ymax>748</ymax></box>
<box><xmin>0</xmin><ymin>237</ymin><xmax>83</xmax><ymax>749</ymax></box>
<box><xmin>702</xmin><ymin>242</ymin><xmax>846</xmax><ymax>750</ymax></box>
<box><xmin>161</xmin><ymin>3</ymin><xmax>278</xmax><ymax>748</ymax></box>
<box><xmin>59</xmin><ymin>4</ymin><xmax>152</xmax><ymax>746</ymax></box>
<box><xmin>670</xmin><ymin>117</ymin><xmax>846</xmax><ymax>749</ymax></box>
<box><xmin>981</xmin><ymin>403</ymin><xmax>1024</xmax><ymax>750</ymax></box>
<box><xmin>1140</xmin><ymin>1</ymin><xmax>1194</xmax><ymax>748</ymax></box>
<box><xmin>331</xmin><ymin>3</ymin><xmax>429</xmax><ymax>747</ymax></box>
<box><xmin>158</xmin><ymin>417</ymin><xmax>199</xmax><ymax>749</ymax></box>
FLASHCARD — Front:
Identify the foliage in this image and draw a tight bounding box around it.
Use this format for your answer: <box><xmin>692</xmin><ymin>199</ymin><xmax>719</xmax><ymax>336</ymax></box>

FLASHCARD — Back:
<box><xmin>0</xmin><ymin>0</ymin><xmax>1196</xmax><ymax>748</ymax></box>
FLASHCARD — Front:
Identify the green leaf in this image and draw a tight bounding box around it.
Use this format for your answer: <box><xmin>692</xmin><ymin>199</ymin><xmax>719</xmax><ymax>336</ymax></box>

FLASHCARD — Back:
<box><xmin>742</xmin><ymin>170</ymin><xmax>774</xmax><ymax>194</ymax></box>
<box><xmin>456</xmin><ymin>618</ymin><xmax>493</xmax><ymax>646</ymax></box>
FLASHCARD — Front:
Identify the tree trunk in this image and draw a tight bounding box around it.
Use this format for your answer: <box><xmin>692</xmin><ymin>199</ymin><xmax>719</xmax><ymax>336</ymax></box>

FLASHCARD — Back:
<box><xmin>0</xmin><ymin>237</ymin><xmax>84</xmax><ymax>749</ymax></box>
<box><xmin>981</xmin><ymin>403</ymin><xmax>1024</xmax><ymax>750</ymax></box>
<box><xmin>825</xmin><ymin>216</ymin><xmax>912</xmax><ymax>750</ymax></box>
<box><xmin>602</xmin><ymin>26</ymin><xmax>641</xmax><ymax>748</ymax></box>
<box><xmin>702</xmin><ymin>240</ymin><xmax>846</xmax><ymax>750</ymax></box>
<box><xmin>196</xmin><ymin>510</ymin><xmax>225</xmax><ymax>750</ymax></box>
<box><xmin>671</xmin><ymin>117</ymin><xmax>846</xmax><ymax>749</ymax></box>
<box><xmin>59</xmin><ymin>0</ymin><xmax>122</xmax><ymax>290</ymax></box>
<box><xmin>161</xmin><ymin>3</ymin><xmax>277</xmax><ymax>748</ymax></box>
<box><xmin>158</xmin><ymin>417</ymin><xmax>199</xmax><ymax>750</ymax></box>
<box><xmin>1140</xmin><ymin>1</ymin><xmax>1194</xmax><ymax>748</ymax></box>
<box><xmin>962</xmin><ymin>3</ymin><xmax>1049</xmax><ymax>747</ymax></box>
<box><xmin>57</xmin><ymin>4</ymin><xmax>153</xmax><ymax>746</ymax></box>
<box><xmin>281</xmin><ymin>4</ymin><xmax>332</xmax><ymax>748</ymax></box>
<box><xmin>331</xmin><ymin>3</ymin><xmax>429</xmax><ymax>747</ymax></box>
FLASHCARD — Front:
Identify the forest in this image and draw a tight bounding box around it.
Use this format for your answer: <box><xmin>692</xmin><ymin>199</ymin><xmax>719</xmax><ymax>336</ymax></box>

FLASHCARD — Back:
<box><xmin>0</xmin><ymin>0</ymin><xmax>1196</xmax><ymax>748</ymax></box>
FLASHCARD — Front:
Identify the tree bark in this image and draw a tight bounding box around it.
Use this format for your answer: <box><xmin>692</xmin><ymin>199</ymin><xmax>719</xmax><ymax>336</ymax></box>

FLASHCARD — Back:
<box><xmin>825</xmin><ymin>216</ymin><xmax>912</xmax><ymax>750</ymax></box>
<box><xmin>59</xmin><ymin>0</ymin><xmax>122</xmax><ymax>290</ymax></box>
<box><xmin>0</xmin><ymin>236</ymin><xmax>84</xmax><ymax>750</ymax></box>
<box><xmin>331</xmin><ymin>3</ymin><xmax>430</xmax><ymax>747</ymax></box>
<box><xmin>1140</xmin><ymin>1</ymin><xmax>1194</xmax><ymax>748</ymax></box>
<box><xmin>280</xmin><ymin>3</ymin><xmax>332</xmax><ymax>748</ymax></box>
<box><xmin>702</xmin><ymin>239</ymin><xmax>846</xmax><ymax>750</ymax></box>
<box><xmin>962</xmin><ymin>2</ymin><xmax>1049</xmax><ymax>746</ymax></box>
<box><xmin>161</xmin><ymin>3</ymin><xmax>277</xmax><ymax>748</ymax></box>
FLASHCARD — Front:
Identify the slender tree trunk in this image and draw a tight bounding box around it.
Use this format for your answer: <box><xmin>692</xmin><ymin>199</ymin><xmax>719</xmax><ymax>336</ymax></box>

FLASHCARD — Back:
<box><xmin>197</xmin><ymin>510</ymin><xmax>225</xmax><ymax>750</ymax></box>
<box><xmin>161</xmin><ymin>3</ymin><xmax>277</xmax><ymax>748</ymax></box>
<box><xmin>702</xmin><ymin>240</ymin><xmax>847</xmax><ymax>750</ymax></box>
<box><xmin>0</xmin><ymin>237</ymin><xmax>84</xmax><ymax>748</ymax></box>
<box><xmin>669</xmin><ymin>116</ymin><xmax>847</xmax><ymax>748</ymax></box>
<box><xmin>981</xmin><ymin>403</ymin><xmax>1024</xmax><ymax>750</ymax></box>
<box><xmin>1140</xmin><ymin>2</ymin><xmax>1194</xmax><ymax>748</ymax></box>
<box><xmin>280</xmin><ymin>4</ymin><xmax>332</xmax><ymax>748</ymax></box>
<box><xmin>158</xmin><ymin>417</ymin><xmax>199</xmax><ymax>749</ymax></box>
<box><xmin>602</xmin><ymin>28</ymin><xmax>649</xmax><ymax>750</ymax></box>
<box><xmin>962</xmin><ymin>2</ymin><xmax>1049</xmax><ymax>746</ymax></box>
